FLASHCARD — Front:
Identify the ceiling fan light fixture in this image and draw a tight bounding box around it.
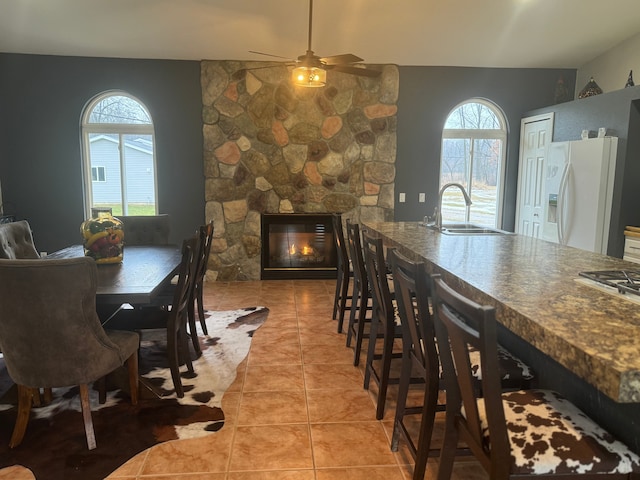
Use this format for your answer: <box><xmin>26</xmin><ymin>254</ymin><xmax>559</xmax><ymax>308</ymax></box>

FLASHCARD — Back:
<box><xmin>292</xmin><ymin>66</ymin><xmax>326</xmax><ymax>87</ymax></box>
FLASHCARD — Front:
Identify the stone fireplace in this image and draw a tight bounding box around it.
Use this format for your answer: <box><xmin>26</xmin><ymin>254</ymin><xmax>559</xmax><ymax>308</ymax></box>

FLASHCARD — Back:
<box><xmin>201</xmin><ymin>61</ymin><xmax>399</xmax><ymax>281</ymax></box>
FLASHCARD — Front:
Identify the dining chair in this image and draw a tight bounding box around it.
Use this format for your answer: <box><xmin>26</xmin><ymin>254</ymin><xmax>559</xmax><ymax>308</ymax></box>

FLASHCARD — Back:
<box><xmin>188</xmin><ymin>220</ymin><xmax>214</xmax><ymax>351</ymax></box>
<box><xmin>0</xmin><ymin>220</ymin><xmax>39</xmax><ymax>259</ymax></box>
<box><xmin>119</xmin><ymin>214</ymin><xmax>171</xmax><ymax>246</ymax></box>
<box><xmin>431</xmin><ymin>273</ymin><xmax>640</xmax><ymax>480</ymax></box>
<box><xmin>344</xmin><ymin>220</ymin><xmax>372</xmax><ymax>366</ymax></box>
<box><xmin>0</xmin><ymin>256</ymin><xmax>139</xmax><ymax>450</ymax></box>
<box><xmin>104</xmin><ymin>235</ymin><xmax>199</xmax><ymax>398</ymax></box>
<box><xmin>332</xmin><ymin>214</ymin><xmax>353</xmax><ymax>332</ymax></box>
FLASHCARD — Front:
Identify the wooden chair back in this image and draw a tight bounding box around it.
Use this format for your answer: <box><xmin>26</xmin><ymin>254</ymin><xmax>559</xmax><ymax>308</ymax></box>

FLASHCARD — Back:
<box><xmin>431</xmin><ymin>273</ymin><xmax>508</xmax><ymax>476</ymax></box>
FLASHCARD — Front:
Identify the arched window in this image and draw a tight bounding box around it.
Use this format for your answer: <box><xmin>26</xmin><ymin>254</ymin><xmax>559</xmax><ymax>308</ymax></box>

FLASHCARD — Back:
<box><xmin>81</xmin><ymin>91</ymin><xmax>157</xmax><ymax>217</ymax></box>
<box><xmin>440</xmin><ymin>99</ymin><xmax>507</xmax><ymax>228</ymax></box>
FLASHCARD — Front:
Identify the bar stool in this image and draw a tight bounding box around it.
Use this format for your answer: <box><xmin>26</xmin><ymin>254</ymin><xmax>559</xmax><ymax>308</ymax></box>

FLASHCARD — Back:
<box><xmin>344</xmin><ymin>220</ymin><xmax>372</xmax><ymax>366</ymax></box>
<box><xmin>388</xmin><ymin>248</ymin><xmax>535</xmax><ymax>479</ymax></box>
<box><xmin>361</xmin><ymin>230</ymin><xmax>406</xmax><ymax>420</ymax></box>
<box><xmin>431</xmin><ymin>273</ymin><xmax>640</xmax><ymax>480</ymax></box>
<box><xmin>332</xmin><ymin>214</ymin><xmax>353</xmax><ymax>332</ymax></box>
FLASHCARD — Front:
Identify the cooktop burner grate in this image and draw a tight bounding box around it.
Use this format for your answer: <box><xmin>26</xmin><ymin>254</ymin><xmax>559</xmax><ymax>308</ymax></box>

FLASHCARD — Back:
<box><xmin>578</xmin><ymin>270</ymin><xmax>640</xmax><ymax>296</ymax></box>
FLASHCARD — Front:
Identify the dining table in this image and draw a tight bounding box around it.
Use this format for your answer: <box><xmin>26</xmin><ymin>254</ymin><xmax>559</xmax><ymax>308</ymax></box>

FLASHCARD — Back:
<box><xmin>47</xmin><ymin>244</ymin><xmax>183</xmax><ymax>398</ymax></box>
<box><xmin>46</xmin><ymin>244</ymin><xmax>182</xmax><ymax>307</ymax></box>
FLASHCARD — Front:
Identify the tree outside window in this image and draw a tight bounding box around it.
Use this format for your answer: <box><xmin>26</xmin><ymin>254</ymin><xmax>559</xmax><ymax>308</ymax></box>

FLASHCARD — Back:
<box><xmin>81</xmin><ymin>92</ymin><xmax>157</xmax><ymax>217</ymax></box>
<box><xmin>440</xmin><ymin>100</ymin><xmax>507</xmax><ymax>228</ymax></box>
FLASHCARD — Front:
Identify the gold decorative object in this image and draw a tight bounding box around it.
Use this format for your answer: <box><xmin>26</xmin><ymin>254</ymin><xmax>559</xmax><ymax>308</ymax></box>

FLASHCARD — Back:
<box><xmin>80</xmin><ymin>207</ymin><xmax>124</xmax><ymax>264</ymax></box>
<box><xmin>578</xmin><ymin>76</ymin><xmax>603</xmax><ymax>99</ymax></box>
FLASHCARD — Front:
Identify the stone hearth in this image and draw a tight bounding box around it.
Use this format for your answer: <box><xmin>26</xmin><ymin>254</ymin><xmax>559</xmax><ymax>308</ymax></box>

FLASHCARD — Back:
<box><xmin>201</xmin><ymin>61</ymin><xmax>399</xmax><ymax>281</ymax></box>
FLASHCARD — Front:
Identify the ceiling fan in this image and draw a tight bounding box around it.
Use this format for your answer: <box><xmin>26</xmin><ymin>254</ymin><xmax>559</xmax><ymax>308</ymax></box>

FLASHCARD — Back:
<box><xmin>249</xmin><ymin>0</ymin><xmax>380</xmax><ymax>87</ymax></box>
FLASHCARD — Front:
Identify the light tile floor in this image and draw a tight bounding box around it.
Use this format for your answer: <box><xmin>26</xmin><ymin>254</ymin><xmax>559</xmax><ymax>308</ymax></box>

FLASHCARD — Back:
<box><xmin>104</xmin><ymin>279</ymin><xmax>488</xmax><ymax>480</ymax></box>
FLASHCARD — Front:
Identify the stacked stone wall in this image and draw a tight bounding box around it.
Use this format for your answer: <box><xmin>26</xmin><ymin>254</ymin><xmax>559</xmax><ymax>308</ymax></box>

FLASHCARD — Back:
<box><xmin>201</xmin><ymin>61</ymin><xmax>399</xmax><ymax>281</ymax></box>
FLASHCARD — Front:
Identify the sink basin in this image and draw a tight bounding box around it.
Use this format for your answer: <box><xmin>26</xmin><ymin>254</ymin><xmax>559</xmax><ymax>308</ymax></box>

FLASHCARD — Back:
<box><xmin>427</xmin><ymin>223</ymin><xmax>513</xmax><ymax>235</ymax></box>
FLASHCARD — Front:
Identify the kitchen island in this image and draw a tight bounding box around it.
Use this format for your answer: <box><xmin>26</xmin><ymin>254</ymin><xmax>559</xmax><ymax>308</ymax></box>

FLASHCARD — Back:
<box><xmin>364</xmin><ymin>221</ymin><xmax>640</xmax><ymax>451</ymax></box>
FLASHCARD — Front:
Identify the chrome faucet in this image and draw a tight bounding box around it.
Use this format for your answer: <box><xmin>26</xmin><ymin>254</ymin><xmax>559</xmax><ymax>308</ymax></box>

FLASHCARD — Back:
<box><xmin>434</xmin><ymin>182</ymin><xmax>473</xmax><ymax>231</ymax></box>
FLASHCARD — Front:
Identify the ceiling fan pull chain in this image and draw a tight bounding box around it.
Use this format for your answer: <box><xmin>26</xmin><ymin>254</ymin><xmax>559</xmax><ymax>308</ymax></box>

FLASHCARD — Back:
<box><xmin>307</xmin><ymin>0</ymin><xmax>314</xmax><ymax>54</ymax></box>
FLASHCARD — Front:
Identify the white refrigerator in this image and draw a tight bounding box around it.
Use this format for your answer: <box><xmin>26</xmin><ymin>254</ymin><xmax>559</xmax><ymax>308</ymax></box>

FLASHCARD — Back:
<box><xmin>542</xmin><ymin>137</ymin><xmax>618</xmax><ymax>254</ymax></box>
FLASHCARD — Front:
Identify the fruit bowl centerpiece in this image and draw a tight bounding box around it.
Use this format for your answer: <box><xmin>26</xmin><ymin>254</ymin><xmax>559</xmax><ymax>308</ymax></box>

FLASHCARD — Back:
<box><xmin>81</xmin><ymin>208</ymin><xmax>124</xmax><ymax>264</ymax></box>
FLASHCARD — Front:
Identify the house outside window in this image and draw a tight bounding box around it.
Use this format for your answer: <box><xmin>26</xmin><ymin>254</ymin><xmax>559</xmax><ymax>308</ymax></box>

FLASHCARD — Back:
<box><xmin>439</xmin><ymin>99</ymin><xmax>507</xmax><ymax>228</ymax></box>
<box><xmin>91</xmin><ymin>166</ymin><xmax>106</xmax><ymax>182</ymax></box>
<box><xmin>81</xmin><ymin>91</ymin><xmax>157</xmax><ymax>217</ymax></box>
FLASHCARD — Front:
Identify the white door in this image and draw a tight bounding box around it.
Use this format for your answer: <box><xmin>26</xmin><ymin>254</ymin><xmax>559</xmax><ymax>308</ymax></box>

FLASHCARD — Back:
<box><xmin>515</xmin><ymin>113</ymin><xmax>554</xmax><ymax>237</ymax></box>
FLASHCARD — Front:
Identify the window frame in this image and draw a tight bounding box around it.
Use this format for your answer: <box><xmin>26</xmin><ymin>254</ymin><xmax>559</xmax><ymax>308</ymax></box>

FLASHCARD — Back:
<box><xmin>80</xmin><ymin>91</ymin><xmax>158</xmax><ymax>218</ymax></box>
<box><xmin>440</xmin><ymin>98</ymin><xmax>508</xmax><ymax>228</ymax></box>
<box><xmin>91</xmin><ymin>166</ymin><xmax>106</xmax><ymax>183</ymax></box>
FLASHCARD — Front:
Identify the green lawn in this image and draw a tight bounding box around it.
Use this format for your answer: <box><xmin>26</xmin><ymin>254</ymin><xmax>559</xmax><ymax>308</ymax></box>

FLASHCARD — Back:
<box><xmin>94</xmin><ymin>204</ymin><xmax>157</xmax><ymax>216</ymax></box>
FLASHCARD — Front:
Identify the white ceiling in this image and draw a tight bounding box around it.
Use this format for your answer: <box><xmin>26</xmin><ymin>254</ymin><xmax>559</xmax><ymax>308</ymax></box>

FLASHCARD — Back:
<box><xmin>2</xmin><ymin>0</ymin><xmax>640</xmax><ymax>68</ymax></box>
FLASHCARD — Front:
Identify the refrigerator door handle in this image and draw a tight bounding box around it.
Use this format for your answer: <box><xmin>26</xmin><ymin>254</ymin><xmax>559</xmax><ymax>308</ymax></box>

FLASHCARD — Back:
<box><xmin>557</xmin><ymin>162</ymin><xmax>570</xmax><ymax>245</ymax></box>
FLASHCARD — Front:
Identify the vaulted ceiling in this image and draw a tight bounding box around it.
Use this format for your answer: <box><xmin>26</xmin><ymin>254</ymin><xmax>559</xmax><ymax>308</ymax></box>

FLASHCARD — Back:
<box><xmin>2</xmin><ymin>0</ymin><xmax>640</xmax><ymax>69</ymax></box>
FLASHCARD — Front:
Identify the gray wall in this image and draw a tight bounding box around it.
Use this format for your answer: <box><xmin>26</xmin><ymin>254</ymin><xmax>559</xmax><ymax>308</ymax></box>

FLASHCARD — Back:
<box><xmin>0</xmin><ymin>53</ymin><xmax>204</xmax><ymax>253</ymax></box>
<box><xmin>0</xmin><ymin>54</ymin><xmax>574</xmax><ymax>252</ymax></box>
<box><xmin>395</xmin><ymin>66</ymin><xmax>576</xmax><ymax>231</ymax></box>
<box><xmin>526</xmin><ymin>86</ymin><xmax>640</xmax><ymax>257</ymax></box>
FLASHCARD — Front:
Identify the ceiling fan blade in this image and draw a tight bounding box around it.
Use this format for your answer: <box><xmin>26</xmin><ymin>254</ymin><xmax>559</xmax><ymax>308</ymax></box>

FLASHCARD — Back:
<box><xmin>242</xmin><ymin>64</ymin><xmax>294</xmax><ymax>72</ymax></box>
<box><xmin>320</xmin><ymin>53</ymin><xmax>364</xmax><ymax>65</ymax></box>
<box><xmin>249</xmin><ymin>50</ymin><xmax>294</xmax><ymax>61</ymax></box>
<box><xmin>329</xmin><ymin>65</ymin><xmax>381</xmax><ymax>77</ymax></box>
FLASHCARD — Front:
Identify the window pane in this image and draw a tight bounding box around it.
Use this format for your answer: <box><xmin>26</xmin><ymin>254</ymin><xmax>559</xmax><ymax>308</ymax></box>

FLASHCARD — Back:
<box><xmin>88</xmin><ymin>95</ymin><xmax>151</xmax><ymax>124</ymax></box>
<box><xmin>440</xmin><ymin>138</ymin><xmax>470</xmax><ymax>223</ymax></box>
<box><xmin>123</xmin><ymin>134</ymin><xmax>156</xmax><ymax>215</ymax></box>
<box><xmin>444</xmin><ymin>102</ymin><xmax>500</xmax><ymax>129</ymax></box>
<box><xmin>468</xmin><ymin>139</ymin><xmax>502</xmax><ymax>227</ymax></box>
<box><xmin>89</xmin><ymin>133</ymin><xmax>123</xmax><ymax>214</ymax></box>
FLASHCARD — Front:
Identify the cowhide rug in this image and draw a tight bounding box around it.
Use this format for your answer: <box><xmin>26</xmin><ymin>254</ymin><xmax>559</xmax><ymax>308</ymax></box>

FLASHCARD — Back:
<box><xmin>0</xmin><ymin>306</ymin><xmax>268</xmax><ymax>480</ymax></box>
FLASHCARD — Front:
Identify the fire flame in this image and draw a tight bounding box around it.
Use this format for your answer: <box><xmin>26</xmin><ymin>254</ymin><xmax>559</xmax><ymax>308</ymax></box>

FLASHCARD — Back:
<box><xmin>289</xmin><ymin>244</ymin><xmax>314</xmax><ymax>256</ymax></box>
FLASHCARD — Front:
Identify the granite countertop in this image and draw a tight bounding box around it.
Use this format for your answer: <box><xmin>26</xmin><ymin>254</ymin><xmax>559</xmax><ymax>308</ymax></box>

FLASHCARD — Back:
<box><xmin>363</xmin><ymin>221</ymin><xmax>640</xmax><ymax>403</ymax></box>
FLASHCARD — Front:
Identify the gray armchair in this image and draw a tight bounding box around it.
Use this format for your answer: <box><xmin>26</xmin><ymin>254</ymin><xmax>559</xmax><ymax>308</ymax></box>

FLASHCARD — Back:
<box><xmin>0</xmin><ymin>220</ymin><xmax>39</xmax><ymax>259</ymax></box>
<box><xmin>119</xmin><ymin>214</ymin><xmax>170</xmax><ymax>246</ymax></box>
<box><xmin>0</xmin><ymin>257</ymin><xmax>139</xmax><ymax>450</ymax></box>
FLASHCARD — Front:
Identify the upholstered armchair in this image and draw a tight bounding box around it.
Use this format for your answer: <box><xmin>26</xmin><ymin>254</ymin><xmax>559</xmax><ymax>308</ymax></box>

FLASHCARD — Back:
<box><xmin>0</xmin><ymin>257</ymin><xmax>140</xmax><ymax>450</ymax></box>
<box><xmin>0</xmin><ymin>220</ymin><xmax>39</xmax><ymax>259</ymax></box>
<box><xmin>119</xmin><ymin>214</ymin><xmax>170</xmax><ymax>246</ymax></box>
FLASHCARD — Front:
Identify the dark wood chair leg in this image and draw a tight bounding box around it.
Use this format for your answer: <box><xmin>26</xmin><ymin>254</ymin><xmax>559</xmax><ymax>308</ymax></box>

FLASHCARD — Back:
<box><xmin>196</xmin><ymin>282</ymin><xmax>208</xmax><ymax>336</ymax></box>
<box><xmin>127</xmin><ymin>353</ymin><xmax>139</xmax><ymax>405</ymax></box>
<box><xmin>353</xmin><ymin>294</ymin><xmax>369</xmax><ymax>366</ymax></box>
<box><xmin>97</xmin><ymin>377</ymin><xmax>107</xmax><ymax>404</ymax></box>
<box><xmin>333</xmin><ymin>264</ymin><xmax>343</xmax><ymax>321</ymax></box>
<box><xmin>9</xmin><ymin>384</ymin><xmax>34</xmax><ymax>448</ymax></box>
<box><xmin>78</xmin><ymin>383</ymin><xmax>97</xmax><ymax>450</ymax></box>
<box><xmin>43</xmin><ymin>387</ymin><xmax>53</xmax><ymax>404</ymax></box>
<box><xmin>187</xmin><ymin>300</ymin><xmax>202</xmax><ymax>357</ymax></box>
<box><xmin>167</xmin><ymin>324</ymin><xmax>185</xmax><ymax>398</ymax></box>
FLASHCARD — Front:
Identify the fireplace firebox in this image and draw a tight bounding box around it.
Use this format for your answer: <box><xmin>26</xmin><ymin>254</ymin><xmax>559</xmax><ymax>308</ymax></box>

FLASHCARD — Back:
<box><xmin>261</xmin><ymin>214</ymin><xmax>338</xmax><ymax>280</ymax></box>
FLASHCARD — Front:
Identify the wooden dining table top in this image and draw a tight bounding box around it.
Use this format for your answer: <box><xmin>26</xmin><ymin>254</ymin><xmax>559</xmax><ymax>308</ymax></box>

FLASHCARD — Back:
<box><xmin>47</xmin><ymin>244</ymin><xmax>182</xmax><ymax>305</ymax></box>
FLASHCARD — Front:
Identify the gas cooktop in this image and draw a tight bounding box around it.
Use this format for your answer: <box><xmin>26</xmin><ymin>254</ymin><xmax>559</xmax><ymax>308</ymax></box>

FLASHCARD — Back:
<box><xmin>578</xmin><ymin>270</ymin><xmax>640</xmax><ymax>296</ymax></box>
